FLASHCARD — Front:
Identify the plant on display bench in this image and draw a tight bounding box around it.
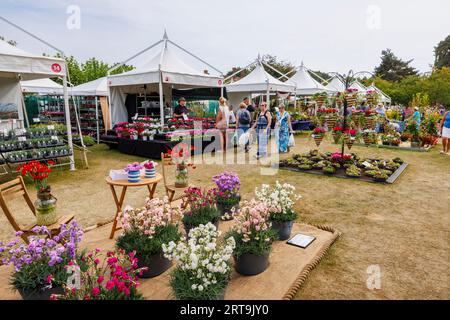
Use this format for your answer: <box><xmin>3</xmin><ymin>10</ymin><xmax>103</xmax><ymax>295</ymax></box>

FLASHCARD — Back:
<box><xmin>55</xmin><ymin>249</ymin><xmax>143</xmax><ymax>300</ymax></box>
<box><xmin>0</xmin><ymin>221</ymin><xmax>83</xmax><ymax>300</ymax></box>
<box><xmin>181</xmin><ymin>187</ymin><xmax>220</xmax><ymax>234</ymax></box>
<box><xmin>116</xmin><ymin>197</ymin><xmax>182</xmax><ymax>278</ymax></box>
<box><xmin>162</xmin><ymin>223</ymin><xmax>235</xmax><ymax>300</ymax></box>
<box><xmin>226</xmin><ymin>199</ymin><xmax>277</xmax><ymax>276</ymax></box>
<box><xmin>255</xmin><ymin>182</ymin><xmax>301</xmax><ymax>240</ymax></box>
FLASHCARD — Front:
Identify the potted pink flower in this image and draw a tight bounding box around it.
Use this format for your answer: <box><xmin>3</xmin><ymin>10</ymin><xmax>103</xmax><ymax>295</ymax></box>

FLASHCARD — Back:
<box><xmin>143</xmin><ymin>161</ymin><xmax>156</xmax><ymax>178</ymax></box>
<box><xmin>125</xmin><ymin>162</ymin><xmax>143</xmax><ymax>183</ymax></box>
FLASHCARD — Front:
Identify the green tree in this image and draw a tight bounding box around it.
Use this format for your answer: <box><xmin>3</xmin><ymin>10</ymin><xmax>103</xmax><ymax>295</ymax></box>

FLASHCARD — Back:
<box><xmin>374</xmin><ymin>49</ymin><xmax>418</xmax><ymax>82</ymax></box>
<box><xmin>425</xmin><ymin>67</ymin><xmax>450</xmax><ymax>107</ymax></box>
<box><xmin>434</xmin><ymin>35</ymin><xmax>450</xmax><ymax>69</ymax></box>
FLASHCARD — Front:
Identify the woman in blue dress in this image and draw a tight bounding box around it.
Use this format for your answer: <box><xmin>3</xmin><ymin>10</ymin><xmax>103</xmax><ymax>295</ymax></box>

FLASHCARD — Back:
<box><xmin>276</xmin><ymin>104</ymin><xmax>294</xmax><ymax>153</ymax></box>
<box><xmin>251</xmin><ymin>102</ymin><xmax>272</xmax><ymax>159</ymax></box>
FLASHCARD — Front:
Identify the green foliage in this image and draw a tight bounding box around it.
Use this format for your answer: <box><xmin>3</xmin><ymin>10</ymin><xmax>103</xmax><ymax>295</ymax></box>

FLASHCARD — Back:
<box><xmin>224</xmin><ymin>54</ymin><xmax>295</xmax><ymax>80</ymax></box>
<box><xmin>182</xmin><ymin>205</ymin><xmax>220</xmax><ymax>229</ymax></box>
<box><xmin>226</xmin><ymin>228</ymin><xmax>277</xmax><ymax>257</ymax></box>
<box><xmin>0</xmin><ymin>36</ymin><xmax>17</xmax><ymax>46</ymax></box>
<box><xmin>434</xmin><ymin>35</ymin><xmax>450</xmax><ymax>69</ymax></box>
<box><xmin>270</xmin><ymin>209</ymin><xmax>298</xmax><ymax>223</ymax></box>
<box><xmin>170</xmin><ymin>266</ymin><xmax>229</xmax><ymax>300</ymax></box>
<box><xmin>374</xmin><ymin>49</ymin><xmax>418</xmax><ymax>82</ymax></box>
<box><xmin>116</xmin><ymin>225</ymin><xmax>181</xmax><ymax>264</ymax></box>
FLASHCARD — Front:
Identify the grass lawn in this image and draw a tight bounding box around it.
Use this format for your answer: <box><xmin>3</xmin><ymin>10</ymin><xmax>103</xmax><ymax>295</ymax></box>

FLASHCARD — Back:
<box><xmin>0</xmin><ymin>135</ymin><xmax>448</xmax><ymax>299</ymax></box>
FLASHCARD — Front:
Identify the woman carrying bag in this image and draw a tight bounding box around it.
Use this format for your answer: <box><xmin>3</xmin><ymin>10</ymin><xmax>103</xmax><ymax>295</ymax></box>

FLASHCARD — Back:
<box><xmin>251</xmin><ymin>102</ymin><xmax>272</xmax><ymax>159</ymax></box>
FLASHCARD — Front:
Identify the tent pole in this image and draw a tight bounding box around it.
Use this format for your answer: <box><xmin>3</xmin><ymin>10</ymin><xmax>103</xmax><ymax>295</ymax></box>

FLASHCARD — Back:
<box><xmin>20</xmin><ymin>92</ymin><xmax>30</xmax><ymax>128</ymax></box>
<box><xmin>159</xmin><ymin>73</ymin><xmax>164</xmax><ymax>128</ymax></box>
<box><xmin>63</xmin><ymin>75</ymin><xmax>75</xmax><ymax>171</ymax></box>
<box><xmin>95</xmin><ymin>96</ymin><xmax>100</xmax><ymax>144</ymax></box>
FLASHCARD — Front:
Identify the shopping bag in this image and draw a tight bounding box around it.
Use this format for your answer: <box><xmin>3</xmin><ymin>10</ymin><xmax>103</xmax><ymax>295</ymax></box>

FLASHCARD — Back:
<box><xmin>238</xmin><ymin>131</ymin><xmax>250</xmax><ymax>147</ymax></box>
<box><xmin>288</xmin><ymin>133</ymin><xmax>295</xmax><ymax>147</ymax></box>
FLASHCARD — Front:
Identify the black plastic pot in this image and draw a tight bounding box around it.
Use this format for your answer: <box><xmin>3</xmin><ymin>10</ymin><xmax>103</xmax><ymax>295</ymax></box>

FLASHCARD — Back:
<box><xmin>271</xmin><ymin>220</ymin><xmax>294</xmax><ymax>241</ymax></box>
<box><xmin>18</xmin><ymin>286</ymin><xmax>64</xmax><ymax>300</ymax></box>
<box><xmin>234</xmin><ymin>253</ymin><xmax>269</xmax><ymax>276</ymax></box>
<box><xmin>136</xmin><ymin>253</ymin><xmax>173</xmax><ymax>278</ymax></box>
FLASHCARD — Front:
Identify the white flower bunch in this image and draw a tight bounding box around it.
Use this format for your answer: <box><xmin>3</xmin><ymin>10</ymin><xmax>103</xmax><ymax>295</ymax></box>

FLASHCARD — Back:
<box><xmin>255</xmin><ymin>181</ymin><xmax>301</xmax><ymax>214</ymax></box>
<box><xmin>162</xmin><ymin>223</ymin><xmax>235</xmax><ymax>291</ymax></box>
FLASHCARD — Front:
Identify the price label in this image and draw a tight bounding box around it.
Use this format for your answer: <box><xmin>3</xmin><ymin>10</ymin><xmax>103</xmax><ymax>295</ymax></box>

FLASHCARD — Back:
<box><xmin>33</xmin><ymin>118</ymin><xmax>41</xmax><ymax>123</ymax></box>
<box><xmin>18</xmin><ymin>137</ymin><xmax>27</xmax><ymax>142</ymax></box>
<box><xmin>51</xmin><ymin>136</ymin><xmax>59</xmax><ymax>141</ymax></box>
<box><xmin>47</xmin><ymin>125</ymin><xmax>55</xmax><ymax>130</ymax></box>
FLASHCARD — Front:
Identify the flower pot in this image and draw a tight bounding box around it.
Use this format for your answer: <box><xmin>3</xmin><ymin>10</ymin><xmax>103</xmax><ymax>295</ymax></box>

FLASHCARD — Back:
<box><xmin>411</xmin><ymin>141</ymin><xmax>420</xmax><ymax>148</ymax></box>
<box><xmin>145</xmin><ymin>168</ymin><xmax>156</xmax><ymax>179</ymax></box>
<box><xmin>136</xmin><ymin>253</ymin><xmax>173</xmax><ymax>278</ymax></box>
<box><xmin>175</xmin><ymin>165</ymin><xmax>188</xmax><ymax>188</ymax></box>
<box><xmin>142</xmin><ymin>136</ymin><xmax>148</xmax><ymax>141</ymax></box>
<box><xmin>326</xmin><ymin>117</ymin><xmax>337</xmax><ymax>130</ymax></box>
<box><xmin>35</xmin><ymin>189</ymin><xmax>58</xmax><ymax>226</ymax></box>
<box><xmin>127</xmin><ymin>170</ymin><xmax>141</xmax><ymax>183</ymax></box>
<box><xmin>234</xmin><ymin>253</ymin><xmax>269</xmax><ymax>276</ymax></box>
<box><xmin>18</xmin><ymin>286</ymin><xmax>63</xmax><ymax>300</ymax></box>
<box><xmin>271</xmin><ymin>220</ymin><xmax>294</xmax><ymax>241</ymax></box>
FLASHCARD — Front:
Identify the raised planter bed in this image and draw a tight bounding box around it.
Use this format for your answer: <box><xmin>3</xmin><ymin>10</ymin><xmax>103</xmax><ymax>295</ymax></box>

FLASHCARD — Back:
<box><xmin>352</xmin><ymin>142</ymin><xmax>432</xmax><ymax>152</ymax></box>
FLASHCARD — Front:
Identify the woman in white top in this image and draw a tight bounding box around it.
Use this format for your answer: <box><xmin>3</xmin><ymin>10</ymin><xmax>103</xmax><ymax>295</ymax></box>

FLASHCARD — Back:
<box><xmin>216</xmin><ymin>97</ymin><xmax>230</xmax><ymax>152</ymax></box>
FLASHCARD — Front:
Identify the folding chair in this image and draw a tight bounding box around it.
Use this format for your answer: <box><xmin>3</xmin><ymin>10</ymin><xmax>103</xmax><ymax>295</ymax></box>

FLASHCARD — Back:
<box><xmin>0</xmin><ymin>176</ymin><xmax>74</xmax><ymax>243</ymax></box>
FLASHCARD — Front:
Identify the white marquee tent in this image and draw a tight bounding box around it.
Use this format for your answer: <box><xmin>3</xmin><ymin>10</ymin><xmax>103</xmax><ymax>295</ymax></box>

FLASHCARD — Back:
<box><xmin>108</xmin><ymin>32</ymin><xmax>223</xmax><ymax>126</ymax></box>
<box><xmin>0</xmin><ymin>37</ymin><xmax>75</xmax><ymax>169</ymax></box>
<box><xmin>288</xmin><ymin>63</ymin><xmax>334</xmax><ymax>95</ymax></box>
<box><xmin>21</xmin><ymin>78</ymin><xmax>63</xmax><ymax>95</ymax></box>
<box><xmin>70</xmin><ymin>77</ymin><xmax>107</xmax><ymax>96</ymax></box>
<box><xmin>225</xmin><ymin>59</ymin><xmax>295</xmax><ymax>108</ymax></box>
<box><xmin>367</xmin><ymin>84</ymin><xmax>392</xmax><ymax>104</ymax></box>
<box><xmin>349</xmin><ymin>80</ymin><xmax>367</xmax><ymax>93</ymax></box>
<box><xmin>325</xmin><ymin>76</ymin><xmax>346</xmax><ymax>92</ymax></box>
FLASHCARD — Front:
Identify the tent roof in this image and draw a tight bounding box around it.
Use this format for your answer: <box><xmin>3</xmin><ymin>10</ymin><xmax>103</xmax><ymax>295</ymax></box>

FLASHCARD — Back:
<box><xmin>226</xmin><ymin>63</ymin><xmax>295</xmax><ymax>93</ymax></box>
<box><xmin>108</xmin><ymin>41</ymin><xmax>222</xmax><ymax>88</ymax></box>
<box><xmin>367</xmin><ymin>84</ymin><xmax>391</xmax><ymax>103</ymax></box>
<box><xmin>349</xmin><ymin>80</ymin><xmax>367</xmax><ymax>93</ymax></box>
<box><xmin>325</xmin><ymin>76</ymin><xmax>346</xmax><ymax>92</ymax></box>
<box><xmin>0</xmin><ymin>39</ymin><xmax>66</xmax><ymax>80</ymax></box>
<box><xmin>21</xmin><ymin>78</ymin><xmax>63</xmax><ymax>94</ymax></box>
<box><xmin>70</xmin><ymin>77</ymin><xmax>107</xmax><ymax>96</ymax></box>
<box><xmin>289</xmin><ymin>63</ymin><xmax>333</xmax><ymax>95</ymax></box>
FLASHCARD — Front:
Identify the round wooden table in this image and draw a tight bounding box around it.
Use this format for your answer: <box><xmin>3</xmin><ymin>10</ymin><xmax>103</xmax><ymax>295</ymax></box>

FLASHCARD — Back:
<box><xmin>105</xmin><ymin>173</ymin><xmax>162</xmax><ymax>239</ymax></box>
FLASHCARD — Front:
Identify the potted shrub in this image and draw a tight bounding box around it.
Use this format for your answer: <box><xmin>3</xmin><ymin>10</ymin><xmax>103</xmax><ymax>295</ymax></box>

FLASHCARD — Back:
<box><xmin>255</xmin><ymin>182</ymin><xmax>300</xmax><ymax>240</ymax></box>
<box><xmin>55</xmin><ymin>249</ymin><xmax>143</xmax><ymax>300</ymax></box>
<box><xmin>116</xmin><ymin>197</ymin><xmax>181</xmax><ymax>278</ymax></box>
<box><xmin>163</xmin><ymin>223</ymin><xmax>235</xmax><ymax>300</ymax></box>
<box><xmin>212</xmin><ymin>171</ymin><xmax>241</xmax><ymax>221</ymax></box>
<box><xmin>181</xmin><ymin>187</ymin><xmax>220</xmax><ymax>235</ymax></box>
<box><xmin>17</xmin><ymin>160</ymin><xmax>58</xmax><ymax>226</ymax></box>
<box><xmin>226</xmin><ymin>200</ymin><xmax>277</xmax><ymax>276</ymax></box>
<box><xmin>0</xmin><ymin>221</ymin><xmax>83</xmax><ymax>300</ymax></box>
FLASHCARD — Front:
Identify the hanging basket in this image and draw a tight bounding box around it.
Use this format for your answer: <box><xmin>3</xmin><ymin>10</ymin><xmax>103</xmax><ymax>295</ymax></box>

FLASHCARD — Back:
<box><xmin>331</xmin><ymin>131</ymin><xmax>340</xmax><ymax>144</ymax></box>
<box><xmin>315</xmin><ymin>97</ymin><xmax>325</xmax><ymax>107</ymax></box>
<box><xmin>344</xmin><ymin>135</ymin><xmax>355</xmax><ymax>150</ymax></box>
<box><xmin>363</xmin><ymin>135</ymin><xmax>371</xmax><ymax>147</ymax></box>
<box><xmin>365</xmin><ymin>117</ymin><xmax>375</xmax><ymax>129</ymax></box>
<box><xmin>326</xmin><ymin>117</ymin><xmax>337</xmax><ymax>130</ymax></box>
<box><xmin>313</xmin><ymin>134</ymin><xmax>324</xmax><ymax>147</ymax></box>
<box><xmin>346</xmin><ymin>96</ymin><xmax>357</xmax><ymax>107</ymax></box>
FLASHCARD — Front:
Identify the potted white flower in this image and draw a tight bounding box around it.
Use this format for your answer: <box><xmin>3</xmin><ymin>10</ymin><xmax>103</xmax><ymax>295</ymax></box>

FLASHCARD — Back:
<box><xmin>255</xmin><ymin>182</ymin><xmax>300</xmax><ymax>240</ymax></box>
<box><xmin>163</xmin><ymin>223</ymin><xmax>235</xmax><ymax>300</ymax></box>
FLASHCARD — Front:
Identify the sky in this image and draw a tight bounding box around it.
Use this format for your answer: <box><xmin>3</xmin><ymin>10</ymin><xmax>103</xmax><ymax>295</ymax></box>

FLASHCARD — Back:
<box><xmin>0</xmin><ymin>0</ymin><xmax>449</xmax><ymax>76</ymax></box>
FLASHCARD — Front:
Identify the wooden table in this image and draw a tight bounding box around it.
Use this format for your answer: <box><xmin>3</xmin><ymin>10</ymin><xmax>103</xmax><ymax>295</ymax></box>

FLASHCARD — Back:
<box><xmin>105</xmin><ymin>173</ymin><xmax>162</xmax><ymax>239</ymax></box>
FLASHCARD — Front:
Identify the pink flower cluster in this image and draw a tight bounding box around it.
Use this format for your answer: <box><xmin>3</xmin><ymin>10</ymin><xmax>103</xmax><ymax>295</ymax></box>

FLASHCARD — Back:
<box><xmin>120</xmin><ymin>197</ymin><xmax>180</xmax><ymax>238</ymax></box>
<box><xmin>181</xmin><ymin>187</ymin><xmax>217</xmax><ymax>215</ymax></box>
<box><xmin>234</xmin><ymin>200</ymin><xmax>272</xmax><ymax>243</ymax></box>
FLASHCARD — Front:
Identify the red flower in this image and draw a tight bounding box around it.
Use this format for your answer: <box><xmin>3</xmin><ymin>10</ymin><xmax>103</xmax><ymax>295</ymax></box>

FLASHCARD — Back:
<box><xmin>91</xmin><ymin>287</ymin><xmax>101</xmax><ymax>297</ymax></box>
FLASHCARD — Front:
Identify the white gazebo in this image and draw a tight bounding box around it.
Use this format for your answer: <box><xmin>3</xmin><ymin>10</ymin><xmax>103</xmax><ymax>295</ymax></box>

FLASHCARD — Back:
<box><xmin>225</xmin><ymin>57</ymin><xmax>295</xmax><ymax>108</ymax></box>
<box><xmin>21</xmin><ymin>78</ymin><xmax>63</xmax><ymax>95</ymax></box>
<box><xmin>0</xmin><ymin>38</ymin><xmax>75</xmax><ymax>170</ymax></box>
<box><xmin>288</xmin><ymin>62</ymin><xmax>334</xmax><ymax>95</ymax></box>
<box><xmin>324</xmin><ymin>76</ymin><xmax>346</xmax><ymax>92</ymax></box>
<box><xmin>70</xmin><ymin>77</ymin><xmax>110</xmax><ymax>142</ymax></box>
<box><xmin>366</xmin><ymin>84</ymin><xmax>392</xmax><ymax>104</ymax></box>
<box><xmin>349</xmin><ymin>79</ymin><xmax>367</xmax><ymax>93</ymax></box>
<box><xmin>108</xmin><ymin>31</ymin><xmax>223</xmax><ymax>126</ymax></box>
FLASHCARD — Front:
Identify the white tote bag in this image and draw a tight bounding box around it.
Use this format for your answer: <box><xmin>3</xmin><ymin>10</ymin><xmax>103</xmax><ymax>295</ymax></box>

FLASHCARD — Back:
<box><xmin>288</xmin><ymin>133</ymin><xmax>295</xmax><ymax>147</ymax></box>
<box><xmin>238</xmin><ymin>131</ymin><xmax>250</xmax><ymax>147</ymax></box>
